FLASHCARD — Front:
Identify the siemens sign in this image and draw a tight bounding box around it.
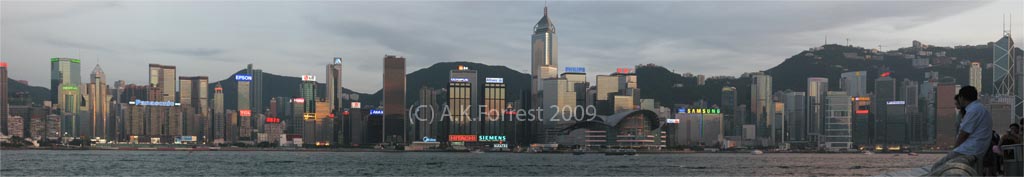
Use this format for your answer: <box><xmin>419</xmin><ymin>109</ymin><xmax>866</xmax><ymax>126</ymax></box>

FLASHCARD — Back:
<box><xmin>235</xmin><ymin>74</ymin><xmax>253</xmax><ymax>81</ymax></box>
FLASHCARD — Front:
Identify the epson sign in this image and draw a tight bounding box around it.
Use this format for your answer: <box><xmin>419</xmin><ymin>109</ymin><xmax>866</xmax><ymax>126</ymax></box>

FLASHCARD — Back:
<box><xmin>235</xmin><ymin>74</ymin><xmax>253</xmax><ymax>81</ymax></box>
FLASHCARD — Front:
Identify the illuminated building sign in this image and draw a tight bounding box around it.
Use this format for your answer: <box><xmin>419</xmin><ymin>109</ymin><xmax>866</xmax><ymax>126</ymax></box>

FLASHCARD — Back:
<box><xmin>422</xmin><ymin>137</ymin><xmax>437</xmax><ymax>142</ymax></box>
<box><xmin>266</xmin><ymin>117</ymin><xmax>281</xmax><ymax>123</ymax></box>
<box><xmin>855</xmin><ymin>110</ymin><xmax>870</xmax><ymax>115</ymax></box>
<box><xmin>235</xmin><ymin>74</ymin><xmax>253</xmax><ymax>81</ymax></box>
<box><xmin>679</xmin><ymin>108</ymin><xmax>720</xmax><ymax>114</ymax></box>
<box><xmin>494</xmin><ymin>144</ymin><xmax>508</xmax><ymax>148</ymax></box>
<box><xmin>485</xmin><ymin>78</ymin><xmax>504</xmax><ymax>83</ymax></box>
<box><xmin>369</xmin><ymin>109</ymin><xmax>384</xmax><ymax>115</ymax></box>
<box><xmin>293</xmin><ymin>98</ymin><xmax>305</xmax><ymax>103</ymax></box>
<box><xmin>886</xmin><ymin>101</ymin><xmax>906</xmax><ymax>105</ymax></box>
<box><xmin>666</xmin><ymin>119</ymin><xmax>680</xmax><ymax>124</ymax></box>
<box><xmin>450</xmin><ymin>78</ymin><xmax>470</xmax><ymax>82</ymax></box>
<box><xmin>616</xmin><ymin>68</ymin><xmax>632</xmax><ymax>74</ymax></box>
<box><xmin>0</xmin><ymin>62</ymin><xmax>7</xmax><ymax>67</ymax></box>
<box><xmin>239</xmin><ymin>109</ymin><xmax>252</xmax><ymax>117</ymax></box>
<box><xmin>303</xmin><ymin>113</ymin><xmax>316</xmax><ymax>120</ymax></box>
<box><xmin>334</xmin><ymin>57</ymin><xmax>342</xmax><ymax>64</ymax></box>
<box><xmin>302</xmin><ymin>75</ymin><xmax>316</xmax><ymax>81</ymax></box>
<box><xmin>131</xmin><ymin>99</ymin><xmax>179</xmax><ymax>107</ymax></box>
<box><xmin>351</xmin><ymin>102</ymin><xmax>361</xmax><ymax>108</ymax></box>
<box><xmin>61</xmin><ymin>86</ymin><xmax>78</xmax><ymax>90</ymax></box>
<box><xmin>449</xmin><ymin>135</ymin><xmax>477</xmax><ymax>142</ymax></box>
<box><xmin>478</xmin><ymin>135</ymin><xmax>505</xmax><ymax>142</ymax></box>
<box><xmin>457</xmin><ymin>65</ymin><xmax>469</xmax><ymax>70</ymax></box>
<box><xmin>880</xmin><ymin>72</ymin><xmax>892</xmax><ymax>77</ymax></box>
<box><xmin>215</xmin><ymin>87</ymin><xmax>223</xmax><ymax>91</ymax></box>
<box><xmin>565</xmin><ymin>67</ymin><xmax>586</xmax><ymax>73</ymax></box>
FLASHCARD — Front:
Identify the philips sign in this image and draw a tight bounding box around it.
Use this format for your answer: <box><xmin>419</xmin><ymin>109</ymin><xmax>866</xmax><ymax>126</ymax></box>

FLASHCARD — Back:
<box><xmin>565</xmin><ymin>67</ymin><xmax>586</xmax><ymax>73</ymax></box>
<box><xmin>235</xmin><ymin>74</ymin><xmax>253</xmax><ymax>81</ymax></box>
<box><xmin>450</xmin><ymin>78</ymin><xmax>470</xmax><ymax>82</ymax></box>
<box><xmin>485</xmin><ymin>78</ymin><xmax>503</xmax><ymax>83</ymax></box>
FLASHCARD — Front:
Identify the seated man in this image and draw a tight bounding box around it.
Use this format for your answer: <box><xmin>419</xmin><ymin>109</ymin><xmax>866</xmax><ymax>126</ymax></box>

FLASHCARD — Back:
<box><xmin>929</xmin><ymin>86</ymin><xmax>993</xmax><ymax>175</ymax></box>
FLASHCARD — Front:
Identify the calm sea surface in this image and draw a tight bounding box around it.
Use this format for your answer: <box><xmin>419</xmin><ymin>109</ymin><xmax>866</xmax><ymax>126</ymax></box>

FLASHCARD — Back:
<box><xmin>0</xmin><ymin>150</ymin><xmax>940</xmax><ymax>176</ymax></box>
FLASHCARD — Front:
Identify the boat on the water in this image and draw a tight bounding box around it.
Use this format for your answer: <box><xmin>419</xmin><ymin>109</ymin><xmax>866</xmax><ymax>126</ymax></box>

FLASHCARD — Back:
<box><xmin>750</xmin><ymin>150</ymin><xmax>764</xmax><ymax>155</ymax></box>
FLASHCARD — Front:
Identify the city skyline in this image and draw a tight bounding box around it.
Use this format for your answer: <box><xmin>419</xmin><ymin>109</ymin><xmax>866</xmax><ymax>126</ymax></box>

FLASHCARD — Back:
<box><xmin>3</xmin><ymin>0</ymin><xmax>1023</xmax><ymax>94</ymax></box>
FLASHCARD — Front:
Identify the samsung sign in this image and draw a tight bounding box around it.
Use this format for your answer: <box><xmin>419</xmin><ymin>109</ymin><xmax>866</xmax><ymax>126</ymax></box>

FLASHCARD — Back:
<box><xmin>485</xmin><ymin>78</ymin><xmax>503</xmax><ymax>83</ymax></box>
<box><xmin>565</xmin><ymin>67</ymin><xmax>586</xmax><ymax>73</ymax></box>
<box><xmin>450</xmin><ymin>78</ymin><xmax>470</xmax><ymax>82</ymax></box>
<box><xmin>235</xmin><ymin>74</ymin><xmax>253</xmax><ymax>81</ymax></box>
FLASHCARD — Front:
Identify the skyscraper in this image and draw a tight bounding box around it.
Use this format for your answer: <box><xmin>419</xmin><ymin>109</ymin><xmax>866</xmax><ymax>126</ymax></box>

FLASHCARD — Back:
<box><xmin>483</xmin><ymin>77</ymin><xmax>506</xmax><ymax>136</ymax></box>
<box><xmin>750</xmin><ymin>73</ymin><xmax>773</xmax><ymax>145</ymax></box>
<box><xmin>326</xmin><ymin>58</ymin><xmax>344</xmax><ymax>144</ymax></box>
<box><xmin>968</xmin><ymin>62</ymin><xmax>982</xmax><ymax>93</ymax></box>
<box><xmin>246</xmin><ymin>64</ymin><xmax>264</xmax><ymax>116</ymax></box>
<box><xmin>0</xmin><ymin>62</ymin><xmax>8</xmax><ymax>135</ymax></box>
<box><xmin>51</xmin><ymin>58</ymin><xmax>82</xmax><ymax>136</ymax></box>
<box><xmin>327</xmin><ymin>57</ymin><xmax>344</xmax><ymax>119</ymax></box>
<box><xmin>840</xmin><ymin>71</ymin><xmax>867</xmax><ymax>97</ymax></box>
<box><xmin>993</xmin><ymin>30</ymin><xmax>1014</xmax><ymax>95</ymax></box>
<box><xmin>531</xmin><ymin>5</ymin><xmax>558</xmax><ymax>112</ymax></box>
<box><xmin>721</xmin><ymin>86</ymin><xmax>738</xmax><ymax>136</ymax></box>
<box><xmin>783</xmin><ymin>91</ymin><xmax>806</xmax><ymax>142</ymax></box>
<box><xmin>179</xmin><ymin>76</ymin><xmax>209</xmax><ymax>140</ymax></box>
<box><xmin>212</xmin><ymin>84</ymin><xmax>225</xmax><ymax>143</ymax></box>
<box><xmin>873</xmin><ymin>75</ymin><xmax>896</xmax><ymax>145</ymax></box>
<box><xmin>383</xmin><ymin>55</ymin><xmax>407</xmax><ymax>144</ymax></box>
<box><xmin>87</xmin><ymin>64</ymin><xmax>109</xmax><ymax>139</ymax></box>
<box><xmin>300</xmin><ymin>74</ymin><xmax>317</xmax><ymax>142</ymax></box>
<box><xmin>236</xmin><ymin>72</ymin><xmax>253</xmax><ymax>141</ymax></box>
<box><xmin>806</xmin><ymin>77</ymin><xmax>828</xmax><ymax>144</ymax></box>
<box><xmin>824</xmin><ymin>91</ymin><xmax>852</xmax><ymax>150</ymax></box>
<box><xmin>148</xmin><ymin>64</ymin><xmax>176</xmax><ymax>101</ymax></box>
<box><xmin>448</xmin><ymin>67</ymin><xmax>479</xmax><ymax>136</ymax></box>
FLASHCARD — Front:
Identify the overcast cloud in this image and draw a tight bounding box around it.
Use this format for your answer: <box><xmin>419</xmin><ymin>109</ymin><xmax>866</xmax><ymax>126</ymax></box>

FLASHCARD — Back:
<box><xmin>2</xmin><ymin>0</ymin><xmax>1022</xmax><ymax>93</ymax></box>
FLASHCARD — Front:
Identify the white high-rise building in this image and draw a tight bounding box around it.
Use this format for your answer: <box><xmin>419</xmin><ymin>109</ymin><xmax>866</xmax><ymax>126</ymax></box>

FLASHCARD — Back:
<box><xmin>970</xmin><ymin>62</ymin><xmax>982</xmax><ymax>93</ymax></box>
<box><xmin>824</xmin><ymin>91</ymin><xmax>852</xmax><ymax>150</ymax></box>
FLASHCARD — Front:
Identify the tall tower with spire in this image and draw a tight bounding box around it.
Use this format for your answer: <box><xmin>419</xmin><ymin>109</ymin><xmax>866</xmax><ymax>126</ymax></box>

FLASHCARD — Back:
<box><xmin>88</xmin><ymin>64</ymin><xmax>109</xmax><ymax>139</ymax></box>
<box><xmin>531</xmin><ymin>4</ymin><xmax>558</xmax><ymax>144</ymax></box>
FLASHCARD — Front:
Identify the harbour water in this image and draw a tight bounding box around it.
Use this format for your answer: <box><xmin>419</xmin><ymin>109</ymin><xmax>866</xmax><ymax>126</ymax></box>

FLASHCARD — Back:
<box><xmin>0</xmin><ymin>150</ymin><xmax>941</xmax><ymax>176</ymax></box>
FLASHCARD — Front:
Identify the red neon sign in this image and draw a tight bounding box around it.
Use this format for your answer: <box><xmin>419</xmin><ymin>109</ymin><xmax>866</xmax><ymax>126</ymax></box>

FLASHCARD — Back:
<box><xmin>856</xmin><ymin>109</ymin><xmax>869</xmax><ymax>115</ymax></box>
<box><xmin>293</xmin><ymin>98</ymin><xmax>305</xmax><ymax>103</ymax></box>
<box><xmin>343</xmin><ymin>111</ymin><xmax>350</xmax><ymax>116</ymax></box>
<box><xmin>880</xmin><ymin>72</ymin><xmax>891</xmax><ymax>77</ymax></box>
<box><xmin>265</xmin><ymin>117</ymin><xmax>281</xmax><ymax>123</ymax></box>
<box><xmin>449</xmin><ymin>135</ymin><xmax>478</xmax><ymax>142</ymax></box>
<box><xmin>239</xmin><ymin>109</ymin><xmax>252</xmax><ymax>117</ymax></box>
<box><xmin>616</xmin><ymin>68</ymin><xmax>632</xmax><ymax>74</ymax></box>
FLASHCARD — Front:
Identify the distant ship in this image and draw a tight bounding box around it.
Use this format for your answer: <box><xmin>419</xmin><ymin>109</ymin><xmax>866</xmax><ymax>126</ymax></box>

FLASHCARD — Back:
<box><xmin>750</xmin><ymin>150</ymin><xmax>764</xmax><ymax>155</ymax></box>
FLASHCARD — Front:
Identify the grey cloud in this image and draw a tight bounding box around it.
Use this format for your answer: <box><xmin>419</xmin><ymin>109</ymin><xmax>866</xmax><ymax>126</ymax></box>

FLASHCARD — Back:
<box><xmin>157</xmin><ymin>48</ymin><xmax>225</xmax><ymax>57</ymax></box>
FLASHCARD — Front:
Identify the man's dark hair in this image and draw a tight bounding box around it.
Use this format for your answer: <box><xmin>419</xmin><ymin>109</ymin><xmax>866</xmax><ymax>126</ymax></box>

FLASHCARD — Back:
<box><xmin>1011</xmin><ymin>123</ymin><xmax>1020</xmax><ymax>129</ymax></box>
<box><xmin>959</xmin><ymin>86</ymin><xmax>979</xmax><ymax>101</ymax></box>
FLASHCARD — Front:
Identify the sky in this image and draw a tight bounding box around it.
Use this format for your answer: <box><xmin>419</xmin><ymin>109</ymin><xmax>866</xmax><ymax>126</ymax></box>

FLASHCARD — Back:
<box><xmin>2</xmin><ymin>0</ymin><xmax>1022</xmax><ymax>94</ymax></box>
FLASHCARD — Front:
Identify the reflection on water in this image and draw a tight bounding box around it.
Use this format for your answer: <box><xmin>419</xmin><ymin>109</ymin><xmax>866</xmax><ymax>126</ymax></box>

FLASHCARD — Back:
<box><xmin>0</xmin><ymin>150</ymin><xmax>940</xmax><ymax>176</ymax></box>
